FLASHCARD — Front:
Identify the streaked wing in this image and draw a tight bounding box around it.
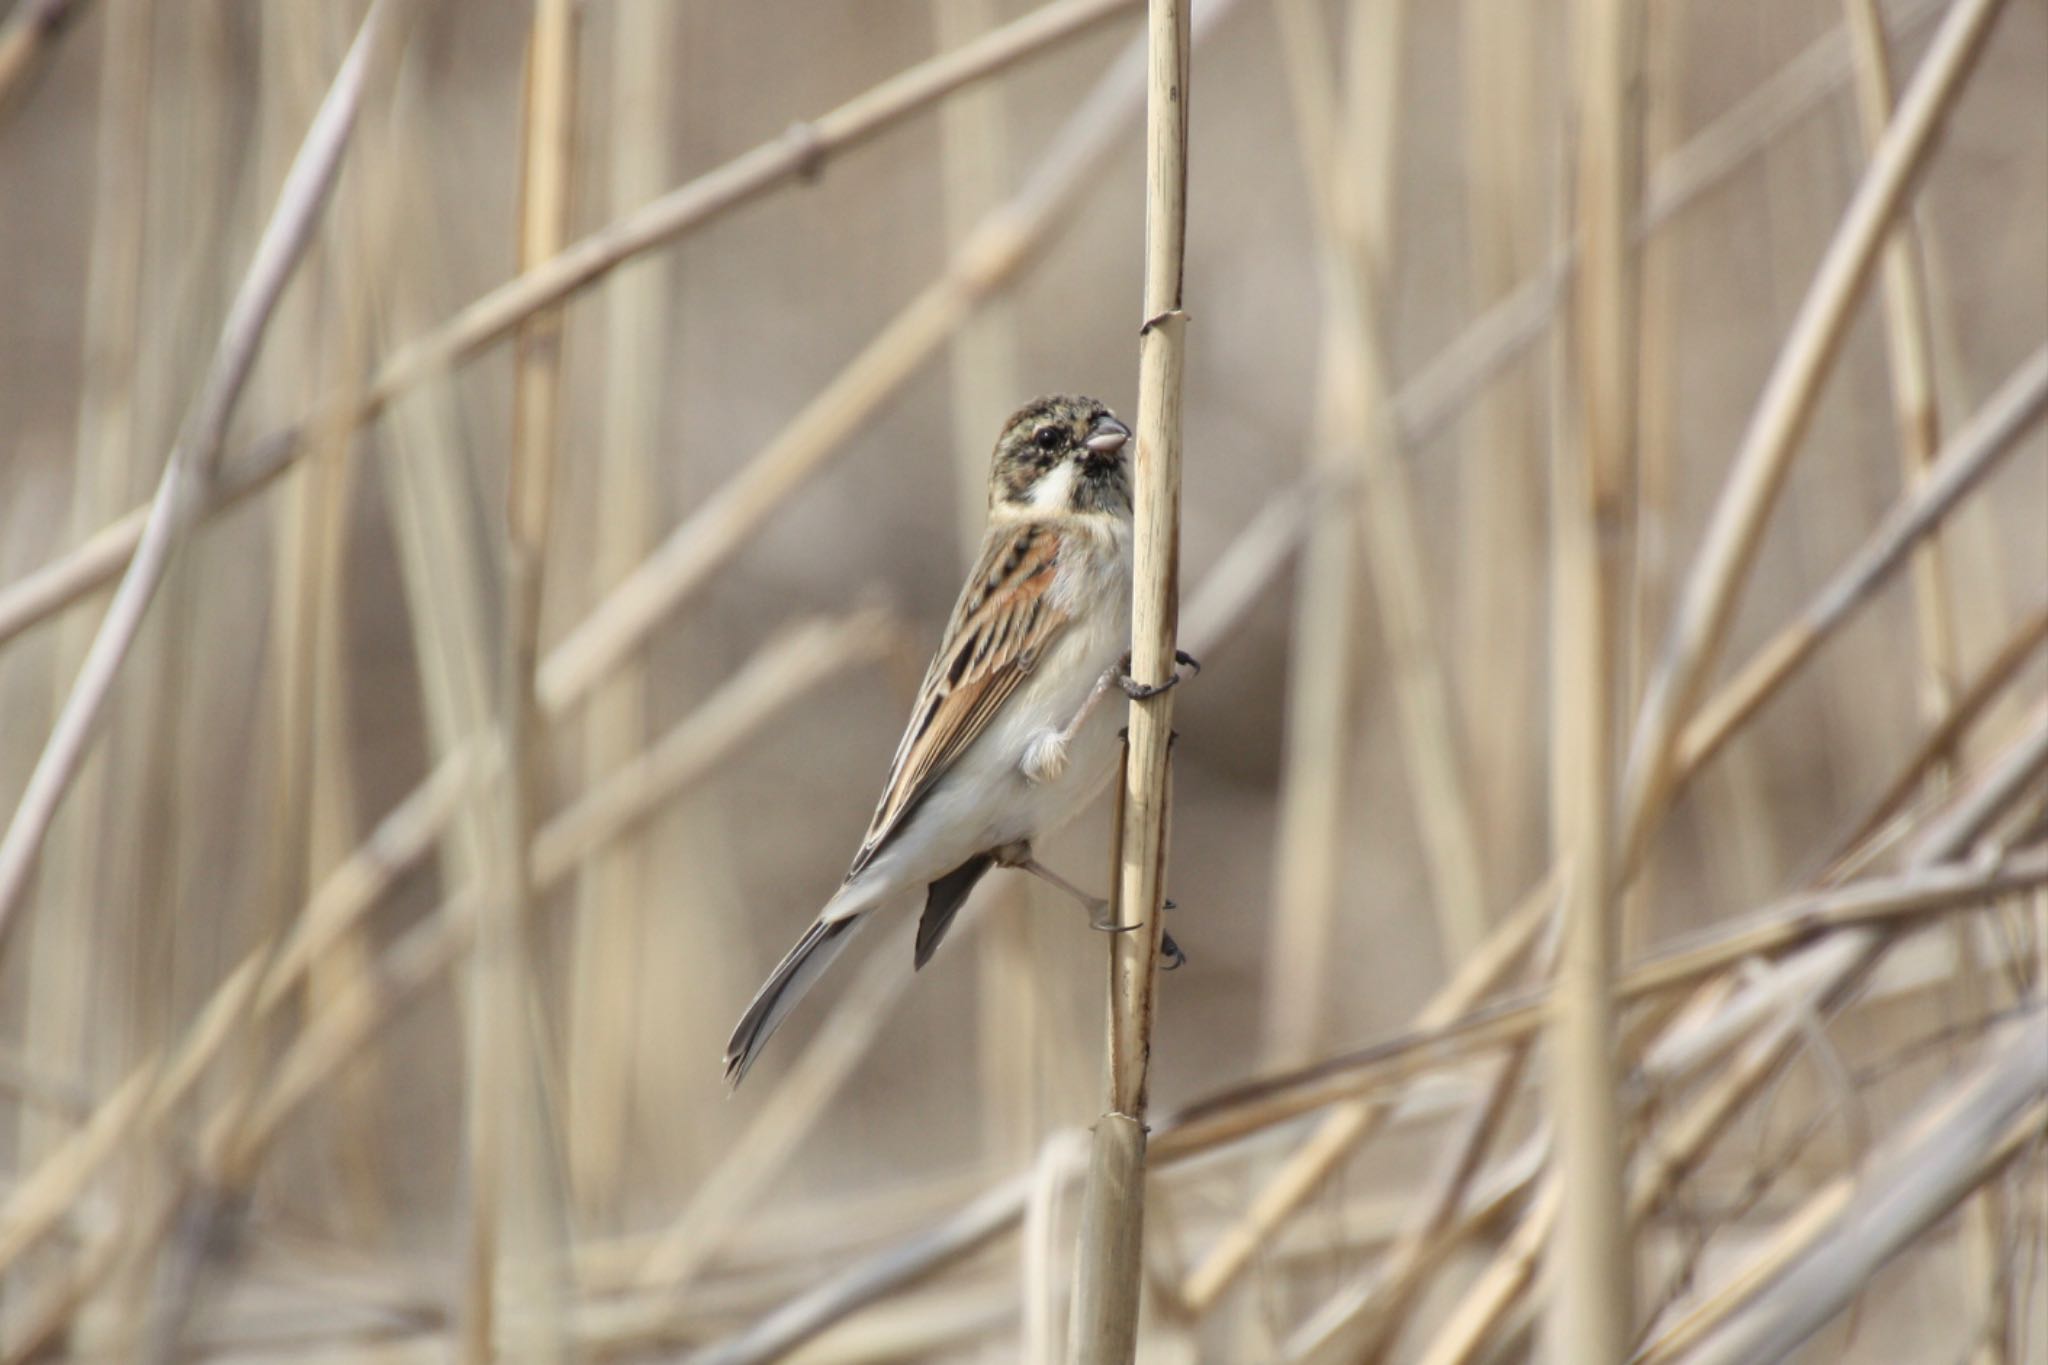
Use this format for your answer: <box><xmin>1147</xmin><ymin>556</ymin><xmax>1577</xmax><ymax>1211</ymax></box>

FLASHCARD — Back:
<box><xmin>844</xmin><ymin>523</ymin><xmax>1070</xmax><ymax>881</ymax></box>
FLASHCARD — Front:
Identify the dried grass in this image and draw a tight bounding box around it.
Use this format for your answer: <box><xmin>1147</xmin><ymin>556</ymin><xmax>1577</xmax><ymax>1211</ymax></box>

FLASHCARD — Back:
<box><xmin>0</xmin><ymin>0</ymin><xmax>2041</xmax><ymax>1361</ymax></box>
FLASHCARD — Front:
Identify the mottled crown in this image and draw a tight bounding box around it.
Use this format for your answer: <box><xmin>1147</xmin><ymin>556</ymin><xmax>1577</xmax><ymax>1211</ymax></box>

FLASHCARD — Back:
<box><xmin>988</xmin><ymin>394</ymin><xmax>1132</xmax><ymax>518</ymax></box>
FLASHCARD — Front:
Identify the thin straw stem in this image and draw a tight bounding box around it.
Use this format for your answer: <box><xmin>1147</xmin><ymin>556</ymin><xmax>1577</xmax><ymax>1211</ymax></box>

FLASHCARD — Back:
<box><xmin>1067</xmin><ymin>0</ymin><xmax>1189</xmax><ymax>1359</ymax></box>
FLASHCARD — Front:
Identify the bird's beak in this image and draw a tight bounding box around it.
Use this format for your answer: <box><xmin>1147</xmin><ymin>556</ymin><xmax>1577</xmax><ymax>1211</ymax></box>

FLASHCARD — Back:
<box><xmin>1084</xmin><ymin>417</ymin><xmax>1130</xmax><ymax>456</ymax></box>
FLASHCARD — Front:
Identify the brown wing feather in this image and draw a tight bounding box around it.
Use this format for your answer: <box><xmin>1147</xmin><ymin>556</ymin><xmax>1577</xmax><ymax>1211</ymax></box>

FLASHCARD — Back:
<box><xmin>845</xmin><ymin>523</ymin><xmax>1069</xmax><ymax>879</ymax></box>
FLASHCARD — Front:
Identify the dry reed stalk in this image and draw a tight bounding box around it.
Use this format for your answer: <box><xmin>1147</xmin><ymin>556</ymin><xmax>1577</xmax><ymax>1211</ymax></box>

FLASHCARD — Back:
<box><xmin>1674</xmin><ymin>1012</ymin><xmax>2046</xmax><ymax>1364</ymax></box>
<box><xmin>1544</xmin><ymin>1</ymin><xmax>1642</xmax><ymax>1356</ymax></box>
<box><xmin>266</xmin><ymin>613</ymin><xmax>886</xmax><ymax>1019</ymax></box>
<box><xmin>931</xmin><ymin>0</ymin><xmax>1049</xmax><ymax>1173</ymax></box>
<box><xmin>1836</xmin><ymin>11</ymin><xmax>2007</xmax><ymax>1334</ymax></box>
<box><xmin>935</xmin><ymin>0</ymin><xmax>1024</xmax><ymax>557</ymax></box>
<box><xmin>1632</xmin><ymin>1165</ymin><xmax>1857</xmax><ymax>1362</ymax></box>
<box><xmin>1066</xmin><ymin>0</ymin><xmax>1189</xmax><ymax>1358</ymax></box>
<box><xmin>356</xmin><ymin>62</ymin><xmax>502</xmax><ymax>1006</ymax></box>
<box><xmin>1830</xmin><ymin>598</ymin><xmax>2048</xmax><ymax>867</ymax></box>
<box><xmin>1302</xmin><ymin>24</ymin><xmax>2039</xmax><ymax>1334</ymax></box>
<box><xmin>0</xmin><ymin>0</ymin><xmax>397</xmax><ymax>952</ymax></box>
<box><xmin>17</xmin><ymin>0</ymin><xmax>152</xmax><ymax>1218</ymax></box>
<box><xmin>1618</xmin><ymin>0</ymin><xmax>1680</xmax><ymax>962</ymax></box>
<box><xmin>1260</xmin><ymin>0</ymin><xmax>1408</xmax><ymax>1073</ymax></box>
<box><xmin>116</xmin><ymin>26</ymin><xmax>391</xmax><ymax>1356</ymax></box>
<box><xmin>1673</xmin><ymin>346</ymin><xmax>2048</xmax><ymax>778</ymax></box>
<box><xmin>1284</xmin><ymin>1037</ymin><xmax>1538</xmax><ymax>1363</ymax></box>
<box><xmin>1457</xmin><ymin>0</ymin><xmax>1548</xmax><ymax>902</ymax></box>
<box><xmin>1258</xmin><ymin>0</ymin><xmax>1358</xmax><ymax>1071</ymax></box>
<box><xmin>0</xmin><ymin>1060</ymin><xmax>155</xmax><ymax>1272</ymax></box>
<box><xmin>687</xmin><ymin>1170</ymin><xmax>1040</xmax><ymax>1365</ymax></box>
<box><xmin>1174</xmin><ymin>876</ymin><xmax>1553</xmax><ymax>1310</ymax></box>
<box><xmin>565</xmin><ymin>0</ymin><xmax>678</xmax><ymax>1232</ymax></box>
<box><xmin>1157</xmin><ymin>843</ymin><xmax>2048</xmax><ymax>1167</ymax></box>
<box><xmin>1613</xmin><ymin>720</ymin><xmax>2048</xmax><ymax>1286</ymax></box>
<box><xmin>463</xmin><ymin>2</ymin><xmax>577</xmax><ymax>1356</ymax></box>
<box><xmin>1</xmin><ymin>1207</ymin><xmax>159</xmax><ymax>1365</ymax></box>
<box><xmin>1317</xmin><ymin>1</ymin><xmax>1494</xmax><ymax>976</ymax></box>
<box><xmin>567</xmin><ymin>1278</ymin><xmax>1015</xmax><ymax>1362</ymax></box>
<box><xmin>254</xmin><ymin>4</ymin><xmax>391</xmax><ymax>1243</ymax></box>
<box><xmin>29</xmin><ymin>0</ymin><xmax>353</xmax><ymax>1321</ymax></box>
<box><xmin>281</xmin><ymin>349</ymin><xmax>383</xmax><ymax>1226</ymax></box>
<box><xmin>1843</xmin><ymin>0</ymin><xmax>1960</xmax><ymax>719</ymax></box>
<box><xmin>1615</xmin><ymin>0</ymin><xmax>2008</xmax><ymax>872</ymax></box>
<box><xmin>1261</xmin><ymin>370</ymin><xmax>1366</xmax><ymax>1066</ymax></box>
<box><xmin>1402</xmin><ymin>713</ymin><xmax>2048</xmax><ymax>1360</ymax></box>
<box><xmin>1023</xmin><ymin>1129</ymin><xmax>1090</xmax><ymax>1363</ymax></box>
<box><xmin>533</xmin><ymin>614</ymin><xmax>901</xmax><ymax>876</ymax></box>
<box><xmin>577</xmin><ymin>1165</ymin><xmax>993</xmax><ymax>1289</ymax></box>
<box><xmin>1413</xmin><ymin>1171</ymin><xmax>1561</xmax><ymax>1365</ymax></box>
<box><xmin>632</xmin><ymin>940</ymin><xmax>920</xmax><ymax>1292</ymax></box>
<box><xmin>0</xmin><ymin>0</ymin><xmax>1143</xmax><ymax>653</ymax></box>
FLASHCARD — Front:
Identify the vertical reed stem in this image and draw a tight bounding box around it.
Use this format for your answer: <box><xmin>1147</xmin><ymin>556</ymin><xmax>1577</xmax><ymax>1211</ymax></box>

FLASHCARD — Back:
<box><xmin>466</xmin><ymin>1</ymin><xmax>575</xmax><ymax>1358</ymax></box>
<box><xmin>1068</xmin><ymin>0</ymin><xmax>1189</xmax><ymax>1358</ymax></box>
<box><xmin>1545</xmin><ymin>0</ymin><xmax>1640</xmax><ymax>1358</ymax></box>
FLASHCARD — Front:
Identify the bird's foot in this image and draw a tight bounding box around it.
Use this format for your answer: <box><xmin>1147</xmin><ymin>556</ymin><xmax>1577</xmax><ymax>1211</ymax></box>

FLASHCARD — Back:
<box><xmin>1086</xmin><ymin>898</ymin><xmax>1142</xmax><ymax>933</ymax></box>
<box><xmin>1094</xmin><ymin>898</ymin><xmax>1188</xmax><ymax>969</ymax></box>
<box><xmin>1117</xmin><ymin>650</ymin><xmax>1202</xmax><ymax>700</ymax></box>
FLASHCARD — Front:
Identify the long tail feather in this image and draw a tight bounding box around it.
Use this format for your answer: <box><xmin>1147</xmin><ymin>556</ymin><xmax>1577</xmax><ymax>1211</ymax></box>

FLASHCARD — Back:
<box><xmin>723</xmin><ymin>914</ymin><xmax>863</xmax><ymax>1087</ymax></box>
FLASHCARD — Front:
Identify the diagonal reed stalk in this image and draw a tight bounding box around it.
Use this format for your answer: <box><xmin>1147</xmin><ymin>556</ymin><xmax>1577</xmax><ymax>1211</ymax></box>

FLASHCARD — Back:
<box><xmin>1674</xmin><ymin>1010</ymin><xmax>2046</xmax><ymax>1365</ymax></box>
<box><xmin>0</xmin><ymin>0</ymin><xmax>398</xmax><ymax>958</ymax></box>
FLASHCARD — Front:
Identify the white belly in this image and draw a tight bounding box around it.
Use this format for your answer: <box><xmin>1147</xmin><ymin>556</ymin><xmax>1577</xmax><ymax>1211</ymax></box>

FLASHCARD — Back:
<box><xmin>853</xmin><ymin>558</ymin><xmax>1131</xmax><ymax>895</ymax></box>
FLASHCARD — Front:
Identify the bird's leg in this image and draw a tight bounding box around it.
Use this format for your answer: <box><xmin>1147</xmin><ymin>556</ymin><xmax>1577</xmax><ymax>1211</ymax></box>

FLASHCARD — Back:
<box><xmin>991</xmin><ymin>842</ymin><xmax>1186</xmax><ymax>967</ymax></box>
<box><xmin>1020</xmin><ymin>662</ymin><xmax>1124</xmax><ymax>784</ymax></box>
<box><xmin>992</xmin><ymin>842</ymin><xmax>1121</xmax><ymax>931</ymax></box>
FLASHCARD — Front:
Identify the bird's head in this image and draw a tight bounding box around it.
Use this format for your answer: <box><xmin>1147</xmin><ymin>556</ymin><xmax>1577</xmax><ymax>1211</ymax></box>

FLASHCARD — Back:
<box><xmin>988</xmin><ymin>394</ymin><xmax>1132</xmax><ymax>518</ymax></box>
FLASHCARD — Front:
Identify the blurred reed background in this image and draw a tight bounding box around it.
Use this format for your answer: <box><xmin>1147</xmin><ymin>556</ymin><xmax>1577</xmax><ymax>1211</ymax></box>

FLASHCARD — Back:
<box><xmin>0</xmin><ymin>0</ymin><xmax>2043</xmax><ymax>1360</ymax></box>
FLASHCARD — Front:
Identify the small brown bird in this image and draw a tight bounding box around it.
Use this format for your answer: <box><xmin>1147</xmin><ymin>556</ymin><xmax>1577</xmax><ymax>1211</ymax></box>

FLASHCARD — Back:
<box><xmin>724</xmin><ymin>395</ymin><xmax>1190</xmax><ymax>1085</ymax></box>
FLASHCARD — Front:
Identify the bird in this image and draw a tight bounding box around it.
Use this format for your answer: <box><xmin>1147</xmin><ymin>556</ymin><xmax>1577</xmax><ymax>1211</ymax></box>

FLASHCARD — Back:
<box><xmin>723</xmin><ymin>394</ymin><xmax>1192</xmax><ymax>1086</ymax></box>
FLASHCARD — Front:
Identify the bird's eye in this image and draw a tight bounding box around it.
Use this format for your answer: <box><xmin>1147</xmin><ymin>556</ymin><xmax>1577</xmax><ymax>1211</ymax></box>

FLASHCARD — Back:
<box><xmin>1033</xmin><ymin>426</ymin><xmax>1064</xmax><ymax>452</ymax></box>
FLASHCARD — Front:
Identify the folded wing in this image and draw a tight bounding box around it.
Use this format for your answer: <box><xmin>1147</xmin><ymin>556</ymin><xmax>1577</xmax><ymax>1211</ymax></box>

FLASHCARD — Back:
<box><xmin>842</xmin><ymin>522</ymin><xmax>1070</xmax><ymax>885</ymax></box>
